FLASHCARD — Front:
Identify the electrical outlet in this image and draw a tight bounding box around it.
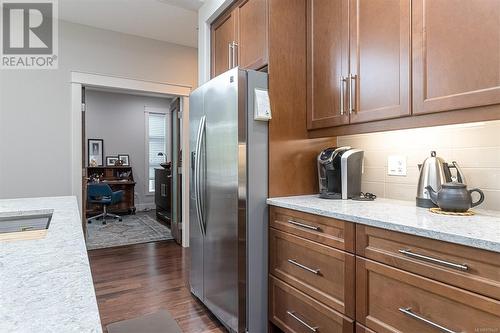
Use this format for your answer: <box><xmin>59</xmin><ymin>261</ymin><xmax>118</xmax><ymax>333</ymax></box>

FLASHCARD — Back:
<box><xmin>388</xmin><ymin>155</ymin><xmax>407</xmax><ymax>176</ymax></box>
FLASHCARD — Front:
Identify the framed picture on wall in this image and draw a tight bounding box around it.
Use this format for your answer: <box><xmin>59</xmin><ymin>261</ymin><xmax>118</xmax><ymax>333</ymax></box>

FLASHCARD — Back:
<box><xmin>88</xmin><ymin>139</ymin><xmax>104</xmax><ymax>166</ymax></box>
<box><xmin>118</xmin><ymin>154</ymin><xmax>130</xmax><ymax>166</ymax></box>
<box><xmin>106</xmin><ymin>156</ymin><xmax>119</xmax><ymax>166</ymax></box>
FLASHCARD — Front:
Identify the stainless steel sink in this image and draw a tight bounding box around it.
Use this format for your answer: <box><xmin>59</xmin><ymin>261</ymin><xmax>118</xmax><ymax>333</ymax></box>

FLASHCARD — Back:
<box><xmin>0</xmin><ymin>210</ymin><xmax>53</xmax><ymax>234</ymax></box>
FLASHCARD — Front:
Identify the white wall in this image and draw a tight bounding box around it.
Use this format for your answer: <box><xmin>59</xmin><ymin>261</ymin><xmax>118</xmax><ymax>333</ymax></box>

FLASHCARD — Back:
<box><xmin>85</xmin><ymin>90</ymin><xmax>171</xmax><ymax>210</ymax></box>
<box><xmin>0</xmin><ymin>20</ymin><xmax>197</xmax><ymax>199</ymax></box>
<box><xmin>198</xmin><ymin>0</ymin><xmax>233</xmax><ymax>85</ymax></box>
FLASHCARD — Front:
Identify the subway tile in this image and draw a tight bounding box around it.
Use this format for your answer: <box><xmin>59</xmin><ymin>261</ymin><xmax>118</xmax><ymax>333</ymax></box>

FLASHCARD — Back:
<box><xmin>385</xmin><ymin>183</ymin><xmax>417</xmax><ymax>202</ymax></box>
<box><xmin>362</xmin><ymin>167</ymin><xmax>386</xmax><ymax>182</ymax></box>
<box><xmin>461</xmin><ymin>168</ymin><xmax>500</xmax><ymax>190</ymax></box>
<box><xmin>361</xmin><ymin>182</ymin><xmax>385</xmax><ymax>197</ymax></box>
<box><xmin>337</xmin><ymin>120</ymin><xmax>500</xmax><ymax>211</ymax></box>
<box><xmin>477</xmin><ymin>190</ymin><xmax>500</xmax><ymax>211</ymax></box>
<box><xmin>452</xmin><ymin>147</ymin><xmax>500</xmax><ymax>168</ymax></box>
<box><xmin>449</xmin><ymin>121</ymin><xmax>500</xmax><ymax>148</ymax></box>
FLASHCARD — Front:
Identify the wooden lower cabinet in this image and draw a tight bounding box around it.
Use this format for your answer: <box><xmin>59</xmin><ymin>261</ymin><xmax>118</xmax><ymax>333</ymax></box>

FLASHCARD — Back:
<box><xmin>270</xmin><ymin>207</ymin><xmax>355</xmax><ymax>252</ymax></box>
<box><xmin>270</xmin><ymin>228</ymin><xmax>355</xmax><ymax>317</ymax></box>
<box><xmin>270</xmin><ymin>276</ymin><xmax>354</xmax><ymax>333</ymax></box>
<box><xmin>268</xmin><ymin>207</ymin><xmax>500</xmax><ymax>333</ymax></box>
<box><xmin>356</xmin><ymin>257</ymin><xmax>500</xmax><ymax>333</ymax></box>
<box><xmin>356</xmin><ymin>225</ymin><xmax>500</xmax><ymax>300</ymax></box>
<box><xmin>355</xmin><ymin>323</ymin><xmax>376</xmax><ymax>333</ymax></box>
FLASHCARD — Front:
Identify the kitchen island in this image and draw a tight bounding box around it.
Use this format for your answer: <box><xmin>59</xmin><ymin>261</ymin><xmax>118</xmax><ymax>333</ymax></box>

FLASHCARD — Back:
<box><xmin>0</xmin><ymin>196</ymin><xmax>102</xmax><ymax>333</ymax></box>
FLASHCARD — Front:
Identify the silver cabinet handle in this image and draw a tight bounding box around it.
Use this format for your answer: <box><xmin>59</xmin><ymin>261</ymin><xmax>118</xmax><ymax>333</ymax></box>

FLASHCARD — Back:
<box><xmin>228</xmin><ymin>42</ymin><xmax>233</xmax><ymax>69</ymax></box>
<box><xmin>339</xmin><ymin>76</ymin><xmax>347</xmax><ymax>115</ymax></box>
<box><xmin>348</xmin><ymin>74</ymin><xmax>357</xmax><ymax>114</ymax></box>
<box><xmin>399</xmin><ymin>307</ymin><xmax>458</xmax><ymax>333</ymax></box>
<box><xmin>286</xmin><ymin>311</ymin><xmax>318</xmax><ymax>332</ymax></box>
<box><xmin>232</xmin><ymin>41</ymin><xmax>238</xmax><ymax>67</ymax></box>
<box><xmin>287</xmin><ymin>259</ymin><xmax>320</xmax><ymax>275</ymax></box>
<box><xmin>287</xmin><ymin>219</ymin><xmax>320</xmax><ymax>231</ymax></box>
<box><xmin>398</xmin><ymin>249</ymin><xmax>468</xmax><ymax>271</ymax></box>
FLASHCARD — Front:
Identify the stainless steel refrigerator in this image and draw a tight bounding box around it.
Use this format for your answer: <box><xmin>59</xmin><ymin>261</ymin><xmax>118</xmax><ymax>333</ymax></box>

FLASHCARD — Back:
<box><xmin>189</xmin><ymin>68</ymin><xmax>268</xmax><ymax>333</ymax></box>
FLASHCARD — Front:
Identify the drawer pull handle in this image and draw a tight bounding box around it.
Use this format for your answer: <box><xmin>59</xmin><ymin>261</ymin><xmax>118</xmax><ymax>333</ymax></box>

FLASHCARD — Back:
<box><xmin>286</xmin><ymin>310</ymin><xmax>318</xmax><ymax>332</ymax></box>
<box><xmin>287</xmin><ymin>259</ymin><xmax>321</xmax><ymax>275</ymax></box>
<box><xmin>399</xmin><ymin>307</ymin><xmax>458</xmax><ymax>333</ymax></box>
<box><xmin>287</xmin><ymin>219</ymin><xmax>320</xmax><ymax>231</ymax></box>
<box><xmin>398</xmin><ymin>249</ymin><xmax>468</xmax><ymax>271</ymax></box>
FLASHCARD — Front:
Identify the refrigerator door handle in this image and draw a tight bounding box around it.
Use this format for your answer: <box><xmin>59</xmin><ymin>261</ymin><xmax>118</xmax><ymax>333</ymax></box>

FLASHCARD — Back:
<box><xmin>194</xmin><ymin>115</ymin><xmax>206</xmax><ymax>235</ymax></box>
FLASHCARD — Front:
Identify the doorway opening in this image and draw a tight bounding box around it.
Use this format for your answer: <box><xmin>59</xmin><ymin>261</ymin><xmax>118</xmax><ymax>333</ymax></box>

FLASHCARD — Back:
<box><xmin>70</xmin><ymin>72</ymin><xmax>191</xmax><ymax>248</ymax></box>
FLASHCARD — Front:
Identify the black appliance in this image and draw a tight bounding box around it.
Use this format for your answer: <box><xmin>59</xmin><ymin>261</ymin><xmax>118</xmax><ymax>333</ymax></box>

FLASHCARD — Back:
<box><xmin>318</xmin><ymin>146</ymin><xmax>364</xmax><ymax>199</ymax></box>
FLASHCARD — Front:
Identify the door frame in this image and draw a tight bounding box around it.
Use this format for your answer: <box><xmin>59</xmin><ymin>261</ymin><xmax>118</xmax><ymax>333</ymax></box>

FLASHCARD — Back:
<box><xmin>70</xmin><ymin>71</ymin><xmax>192</xmax><ymax>247</ymax></box>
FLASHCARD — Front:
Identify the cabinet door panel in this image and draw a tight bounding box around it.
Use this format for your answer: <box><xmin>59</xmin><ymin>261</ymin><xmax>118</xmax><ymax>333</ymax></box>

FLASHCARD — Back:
<box><xmin>356</xmin><ymin>258</ymin><xmax>500</xmax><ymax>333</ymax></box>
<box><xmin>307</xmin><ymin>0</ymin><xmax>350</xmax><ymax>129</ymax></box>
<box><xmin>211</xmin><ymin>12</ymin><xmax>237</xmax><ymax>78</ymax></box>
<box><xmin>237</xmin><ymin>0</ymin><xmax>268</xmax><ymax>70</ymax></box>
<box><xmin>413</xmin><ymin>0</ymin><xmax>500</xmax><ymax>114</ymax></box>
<box><xmin>350</xmin><ymin>0</ymin><xmax>411</xmax><ymax>123</ymax></box>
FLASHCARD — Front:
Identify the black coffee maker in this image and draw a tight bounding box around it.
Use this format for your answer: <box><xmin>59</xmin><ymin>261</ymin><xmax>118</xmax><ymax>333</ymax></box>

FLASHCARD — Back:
<box><xmin>317</xmin><ymin>146</ymin><xmax>364</xmax><ymax>199</ymax></box>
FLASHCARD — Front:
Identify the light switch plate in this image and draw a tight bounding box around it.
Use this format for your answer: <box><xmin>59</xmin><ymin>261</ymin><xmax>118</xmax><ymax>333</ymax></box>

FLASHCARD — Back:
<box><xmin>388</xmin><ymin>155</ymin><xmax>407</xmax><ymax>176</ymax></box>
<box><xmin>254</xmin><ymin>88</ymin><xmax>272</xmax><ymax>121</ymax></box>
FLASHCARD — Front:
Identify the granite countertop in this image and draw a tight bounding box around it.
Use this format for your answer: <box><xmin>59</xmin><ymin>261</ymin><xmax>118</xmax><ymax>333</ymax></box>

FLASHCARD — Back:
<box><xmin>267</xmin><ymin>195</ymin><xmax>500</xmax><ymax>253</ymax></box>
<box><xmin>0</xmin><ymin>196</ymin><xmax>102</xmax><ymax>333</ymax></box>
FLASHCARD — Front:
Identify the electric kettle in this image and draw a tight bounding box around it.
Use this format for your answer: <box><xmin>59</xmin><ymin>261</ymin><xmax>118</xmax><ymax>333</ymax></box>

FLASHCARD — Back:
<box><xmin>416</xmin><ymin>151</ymin><xmax>466</xmax><ymax>208</ymax></box>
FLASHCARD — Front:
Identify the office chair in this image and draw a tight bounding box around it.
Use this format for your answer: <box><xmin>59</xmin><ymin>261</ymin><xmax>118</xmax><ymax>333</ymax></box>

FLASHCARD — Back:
<box><xmin>87</xmin><ymin>183</ymin><xmax>124</xmax><ymax>225</ymax></box>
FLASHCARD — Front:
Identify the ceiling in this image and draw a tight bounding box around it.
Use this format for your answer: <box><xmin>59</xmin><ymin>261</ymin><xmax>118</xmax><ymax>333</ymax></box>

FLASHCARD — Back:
<box><xmin>59</xmin><ymin>0</ymin><xmax>204</xmax><ymax>48</ymax></box>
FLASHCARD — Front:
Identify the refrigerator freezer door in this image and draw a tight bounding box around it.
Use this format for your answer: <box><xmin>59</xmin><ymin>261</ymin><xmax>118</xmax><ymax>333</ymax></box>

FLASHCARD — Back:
<box><xmin>203</xmin><ymin>68</ymin><xmax>244</xmax><ymax>332</ymax></box>
<box><xmin>189</xmin><ymin>86</ymin><xmax>204</xmax><ymax>301</ymax></box>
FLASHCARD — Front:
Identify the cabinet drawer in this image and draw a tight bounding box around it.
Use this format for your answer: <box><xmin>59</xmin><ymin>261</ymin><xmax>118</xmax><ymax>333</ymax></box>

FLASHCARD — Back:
<box><xmin>355</xmin><ymin>323</ymin><xmax>376</xmax><ymax>333</ymax></box>
<box><xmin>270</xmin><ymin>206</ymin><xmax>355</xmax><ymax>252</ymax></box>
<box><xmin>356</xmin><ymin>257</ymin><xmax>500</xmax><ymax>333</ymax></box>
<box><xmin>356</xmin><ymin>225</ymin><xmax>500</xmax><ymax>300</ymax></box>
<box><xmin>270</xmin><ymin>228</ymin><xmax>355</xmax><ymax>317</ymax></box>
<box><xmin>269</xmin><ymin>276</ymin><xmax>354</xmax><ymax>333</ymax></box>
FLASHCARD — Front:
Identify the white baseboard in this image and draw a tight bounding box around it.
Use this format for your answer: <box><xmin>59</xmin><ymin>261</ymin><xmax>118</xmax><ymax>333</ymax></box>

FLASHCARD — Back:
<box><xmin>135</xmin><ymin>203</ymin><xmax>156</xmax><ymax>211</ymax></box>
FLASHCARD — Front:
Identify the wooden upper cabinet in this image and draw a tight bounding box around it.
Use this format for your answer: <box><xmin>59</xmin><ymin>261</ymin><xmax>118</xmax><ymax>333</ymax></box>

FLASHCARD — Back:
<box><xmin>413</xmin><ymin>0</ymin><xmax>500</xmax><ymax>115</ymax></box>
<box><xmin>236</xmin><ymin>0</ymin><xmax>268</xmax><ymax>70</ymax></box>
<box><xmin>306</xmin><ymin>0</ymin><xmax>350</xmax><ymax>129</ymax></box>
<box><xmin>211</xmin><ymin>0</ymin><xmax>268</xmax><ymax>78</ymax></box>
<box><xmin>349</xmin><ymin>0</ymin><xmax>411</xmax><ymax>123</ymax></box>
<box><xmin>211</xmin><ymin>11</ymin><xmax>237</xmax><ymax>77</ymax></box>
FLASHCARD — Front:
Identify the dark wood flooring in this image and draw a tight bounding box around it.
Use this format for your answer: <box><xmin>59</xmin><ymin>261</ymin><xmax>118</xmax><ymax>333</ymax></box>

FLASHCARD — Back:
<box><xmin>88</xmin><ymin>241</ymin><xmax>226</xmax><ymax>333</ymax></box>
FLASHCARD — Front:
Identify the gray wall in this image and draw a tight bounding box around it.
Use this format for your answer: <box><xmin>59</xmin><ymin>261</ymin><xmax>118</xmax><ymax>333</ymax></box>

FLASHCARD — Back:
<box><xmin>0</xmin><ymin>20</ymin><xmax>197</xmax><ymax>199</ymax></box>
<box><xmin>86</xmin><ymin>90</ymin><xmax>171</xmax><ymax>209</ymax></box>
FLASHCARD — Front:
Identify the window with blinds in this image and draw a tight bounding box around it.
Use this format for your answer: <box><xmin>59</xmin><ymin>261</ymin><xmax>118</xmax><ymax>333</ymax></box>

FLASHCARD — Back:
<box><xmin>147</xmin><ymin>112</ymin><xmax>167</xmax><ymax>192</ymax></box>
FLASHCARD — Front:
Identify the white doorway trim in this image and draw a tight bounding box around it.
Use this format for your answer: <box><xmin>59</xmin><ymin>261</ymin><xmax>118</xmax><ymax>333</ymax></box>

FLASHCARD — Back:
<box><xmin>70</xmin><ymin>71</ymin><xmax>192</xmax><ymax>247</ymax></box>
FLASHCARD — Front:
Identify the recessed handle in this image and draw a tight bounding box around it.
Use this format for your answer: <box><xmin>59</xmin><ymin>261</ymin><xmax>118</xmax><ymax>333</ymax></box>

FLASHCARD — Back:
<box><xmin>398</xmin><ymin>249</ymin><xmax>468</xmax><ymax>271</ymax></box>
<box><xmin>286</xmin><ymin>311</ymin><xmax>318</xmax><ymax>332</ymax></box>
<box><xmin>287</xmin><ymin>259</ymin><xmax>321</xmax><ymax>275</ymax></box>
<box><xmin>287</xmin><ymin>219</ymin><xmax>320</xmax><ymax>231</ymax></box>
<box><xmin>399</xmin><ymin>307</ymin><xmax>459</xmax><ymax>333</ymax></box>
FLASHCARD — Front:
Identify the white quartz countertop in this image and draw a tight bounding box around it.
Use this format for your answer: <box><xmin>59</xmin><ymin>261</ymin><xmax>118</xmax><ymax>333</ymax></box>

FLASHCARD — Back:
<box><xmin>0</xmin><ymin>196</ymin><xmax>102</xmax><ymax>333</ymax></box>
<box><xmin>267</xmin><ymin>195</ymin><xmax>500</xmax><ymax>253</ymax></box>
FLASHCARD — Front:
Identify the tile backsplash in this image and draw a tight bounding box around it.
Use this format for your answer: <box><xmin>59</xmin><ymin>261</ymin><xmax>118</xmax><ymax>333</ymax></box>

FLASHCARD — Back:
<box><xmin>337</xmin><ymin>120</ymin><xmax>500</xmax><ymax>211</ymax></box>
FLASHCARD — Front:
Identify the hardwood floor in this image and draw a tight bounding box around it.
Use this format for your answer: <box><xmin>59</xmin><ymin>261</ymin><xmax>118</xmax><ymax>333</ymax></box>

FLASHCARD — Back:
<box><xmin>88</xmin><ymin>241</ymin><xmax>227</xmax><ymax>333</ymax></box>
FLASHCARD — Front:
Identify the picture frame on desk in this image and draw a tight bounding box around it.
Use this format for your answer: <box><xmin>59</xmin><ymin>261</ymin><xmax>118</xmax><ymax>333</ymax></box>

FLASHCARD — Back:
<box><xmin>106</xmin><ymin>156</ymin><xmax>119</xmax><ymax>166</ymax></box>
<box><xmin>88</xmin><ymin>139</ymin><xmax>104</xmax><ymax>166</ymax></box>
<box><xmin>118</xmin><ymin>154</ymin><xmax>130</xmax><ymax>166</ymax></box>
